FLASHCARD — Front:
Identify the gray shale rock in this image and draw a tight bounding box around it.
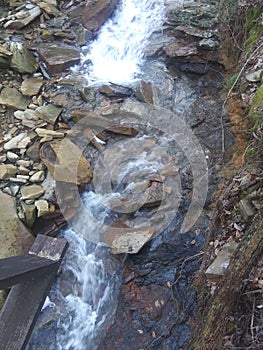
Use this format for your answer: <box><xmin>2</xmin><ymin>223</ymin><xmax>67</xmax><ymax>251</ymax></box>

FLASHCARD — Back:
<box><xmin>10</xmin><ymin>42</ymin><xmax>38</xmax><ymax>74</ymax></box>
<box><xmin>0</xmin><ymin>87</ymin><xmax>30</xmax><ymax>110</ymax></box>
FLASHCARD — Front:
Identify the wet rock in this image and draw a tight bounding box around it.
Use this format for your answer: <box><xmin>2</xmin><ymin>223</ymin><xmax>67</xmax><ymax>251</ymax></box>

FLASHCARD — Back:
<box><xmin>35</xmin><ymin>128</ymin><xmax>64</xmax><ymax>140</ymax></box>
<box><xmin>76</xmin><ymin>27</ymin><xmax>93</xmax><ymax>46</ymax></box>
<box><xmin>82</xmin><ymin>0</ymin><xmax>118</xmax><ymax>31</ymax></box>
<box><xmin>0</xmin><ymin>164</ymin><xmax>17</xmax><ymax>180</ymax></box>
<box><xmin>106</xmin><ymin>125</ymin><xmax>139</xmax><ymax>136</ymax></box>
<box><xmin>4</xmin><ymin>133</ymin><xmax>28</xmax><ymax>150</ymax></box>
<box><xmin>35</xmin><ymin>199</ymin><xmax>50</xmax><ymax>217</ymax></box>
<box><xmin>10</xmin><ymin>42</ymin><xmax>38</xmax><ymax>74</ymax></box>
<box><xmin>82</xmin><ymin>128</ymin><xmax>105</xmax><ymax>151</ymax></box>
<box><xmin>147</xmin><ymin>174</ymin><xmax>165</xmax><ymax>183</ymax></box>
<box><xmin>38</xmin><ymin>45</ymin><xmax>80</xmax><ymax>74</ymax></box>
<box><xmin>205</xmin><ymin>242</ymin><xmax>239</xmax><ymax>282</ymax></box>
<box><xmin>134</xmin><ymin>80</ymin><xmax>154</xmax><ymax>104</ymax></box>
<box><xmin>55</xmin><ymin>181</ymin><xmax>80</xmax><ymax>221</ymax></box>
<box><xmin>20</xmin><ymin>184</ymin><xmax>45</xmax><ymax>200</ymax></box>
<box><xmin>0</xmin><ymin>87</ymin><xmax>30</xmax><ymax>110</ymax></box>
<box><xmin>0</xmin><ymin>190</ymin><xmax>34</xmax><ymax>258</ymax></box>
<box><xmin>35</xmin><ymin>104</ymin><xmax>63</xmax><ymax>125</ymax></box>
<box><xmin>39</xmin><ymin>139</ymin><xmax>93</xmax><ymax>185</ymax></box>
<box><xmin>31</xmin><ymin>209</ymin><xmax>67</xmax><ymax>237</ymax></box>
<box><xmin>3</xmin><ymin>5</ymin><xmax>41</xmax><ymax>30</ymax></box>
<box><xmin>142</xmin><ymin>181</ymin><xmax>164</xmax><ymax>208</ymax></box>
<box><xmin>104</xmin><ymin>226</ymin><xmax>155</xmax><ymax>254</ymax></box>
<box><xmin>70</xmin><ymin>109</ymin><xmax>110</xmax><ymax>127</ymax></box>
<box><xmin>21</xmin><ymin>77</ymin><xmax>44</xmax><ymax>96</ymax></box>
<box><xmin>197</xmin><ymin>38</ymin><xmax>219</xmax><ymax>50</ymax></box>
<box><xmin>99</xmin><ymin>83</ymin><xmax>133</xmax><ymax>97</ymax></box>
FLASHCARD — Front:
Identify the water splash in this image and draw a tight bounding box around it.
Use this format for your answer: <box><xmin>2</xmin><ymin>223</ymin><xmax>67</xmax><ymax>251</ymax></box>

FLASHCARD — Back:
<box><xmin>80</xmin><ymin>0</ymin><xmax>165</xmax><ymax>85</ymax></box>
<box><xmin>56</xmin><ymin>227</ymin><xmax>121</xmax><ymax>350</ymax></box>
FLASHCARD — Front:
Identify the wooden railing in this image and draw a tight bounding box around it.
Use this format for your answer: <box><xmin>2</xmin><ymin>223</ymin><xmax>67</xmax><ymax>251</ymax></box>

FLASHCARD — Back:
<box><xmin>0</xmin><ymin>234</ymin><xmax>68</xmax><ymax>350</ymax></box>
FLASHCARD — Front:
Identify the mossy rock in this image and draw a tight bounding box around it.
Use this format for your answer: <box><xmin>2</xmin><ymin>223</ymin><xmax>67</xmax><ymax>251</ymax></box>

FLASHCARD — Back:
<box><xmin>167</xmin><ymin>3</ymin><xmax>218</xmax><ymax>29</ymax></box>
<box><xmin>249</xmin><ymin>86</ymin><xmax>263</xmax><ymax>125</ymax></box>
<box><xmin>245</xmin><ymin>5</ymin><xmax>263</xmax><ymax>52</ymax></box>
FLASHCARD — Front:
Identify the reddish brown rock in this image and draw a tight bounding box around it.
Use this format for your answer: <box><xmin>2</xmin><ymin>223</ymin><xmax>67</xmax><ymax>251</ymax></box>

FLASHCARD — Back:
<box><xmin>106</xmin><ymin>125</ymin><xmax>139</xmax><ymax>136</ymax></box>
<box><xmin>38</xmin><ymin>46</ymin><xmax>80</xmax><ymax>74</ymax></box>
<box><xmin>82</xmin><ymin>0</ymin><xmax>118</xmax><ymax>31</ymax></box>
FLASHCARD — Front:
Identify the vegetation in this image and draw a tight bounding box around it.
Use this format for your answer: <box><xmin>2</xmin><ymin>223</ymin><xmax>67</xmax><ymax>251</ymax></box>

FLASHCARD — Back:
<box><xmin>245</xmin><ymin>5</ymin><xmax>263</xmax><ymax>52</ymax></box>
<box><xmin>186</xmin><ymin>0</ymin><xmax>263</xmax><ymax>349</ymax></box>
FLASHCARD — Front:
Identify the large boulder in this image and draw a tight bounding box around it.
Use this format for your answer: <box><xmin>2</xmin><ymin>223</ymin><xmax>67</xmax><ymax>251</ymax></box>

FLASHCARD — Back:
<box><xmin>82</xmin><ymin>0</ymin><xmax>118</xmax><ymax>31</ymax></box>
<box><xmin>39</xmin><ymin>139</ymin><xmax>93</xmax><ymax>185</ymax></box>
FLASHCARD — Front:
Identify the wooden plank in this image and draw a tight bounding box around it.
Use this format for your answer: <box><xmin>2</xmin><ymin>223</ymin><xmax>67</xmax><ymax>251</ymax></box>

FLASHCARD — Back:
<box><xmin>0</xmin><ymin>254</ymin><xmax>57</xmax><ymax>290</ymax></box>
<box><xmin>0</xmin><ymin>234</ymin><xmax>68</xmax><ymax>350</ymax></box>
<box><xmin>0</xmin><ymin>273</ymin><xmax>57</xmax><ymax>350</ymax></box>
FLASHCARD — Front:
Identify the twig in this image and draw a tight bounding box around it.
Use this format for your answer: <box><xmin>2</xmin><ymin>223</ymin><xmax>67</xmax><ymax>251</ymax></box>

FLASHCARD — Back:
<box><xmin>250</xmin><ymin>295</ymin><xmax>256</xmax><ymax>342</ymax></box>
<box><xmin>172</xmin><ymin>251</ymin><xmax>204</xmax><ymax>289</ymax></box>
<box><xmin>242</xmin><ymin>289</ymin><xmax>263</xmax><ymax>295</ymax></box>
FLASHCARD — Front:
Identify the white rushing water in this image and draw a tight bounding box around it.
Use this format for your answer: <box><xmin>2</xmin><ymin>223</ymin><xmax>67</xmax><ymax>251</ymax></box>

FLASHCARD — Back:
<box><xmin>29</xmin><ymin>2</ymin><xmax>168</xmax><ymax>350</ymax></box>
<box><xmin>79</xmin><ymin>0</ymin><xmax>165</xmax><ymax>85</ymax></box>
<box><xmin>56</xmin><ymin>224</ymin><xmax>121</xmax><ymax>350</ymax></box>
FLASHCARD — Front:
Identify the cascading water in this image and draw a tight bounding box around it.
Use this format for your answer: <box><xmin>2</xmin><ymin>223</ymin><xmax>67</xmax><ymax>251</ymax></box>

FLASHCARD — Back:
<box><xmin>77</xmin><ymin>0</ymin><xmax>165</xmax><ymax>85</ymax></box>
<box><xmin>28</xmin><ymin>1</ymin><xmax>169</xmax><ymax>349</ymax></box>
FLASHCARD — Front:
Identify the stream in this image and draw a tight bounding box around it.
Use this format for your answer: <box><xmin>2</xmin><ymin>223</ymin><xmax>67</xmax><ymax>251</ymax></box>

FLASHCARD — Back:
<box><xmin>27</xmin><ymin>0</ymin><xmax>230</xmax><ymax>349</ymax></box>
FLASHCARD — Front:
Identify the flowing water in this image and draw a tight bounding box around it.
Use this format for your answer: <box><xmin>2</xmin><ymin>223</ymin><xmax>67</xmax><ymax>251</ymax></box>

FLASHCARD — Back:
<box><xmin>28</xmin><ymin>1</ymin><xmax>172</xmax><ymax>349</ymax></box>
<box><xmin>76</xmin><ymin>0</ymin><xmax>165</xmax><ymax>85</ymax></box>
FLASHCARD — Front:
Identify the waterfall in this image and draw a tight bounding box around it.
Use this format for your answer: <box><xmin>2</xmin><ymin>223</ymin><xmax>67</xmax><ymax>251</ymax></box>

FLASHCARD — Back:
<box><xmin>79</xmin><ymin>0</ymin><xmax>165</xmax><ymax>85</ymax></box>
<box><xmin>28</xmin><ymin>1</ymin><xmax>168</xmax><ymax>349</ymax></box>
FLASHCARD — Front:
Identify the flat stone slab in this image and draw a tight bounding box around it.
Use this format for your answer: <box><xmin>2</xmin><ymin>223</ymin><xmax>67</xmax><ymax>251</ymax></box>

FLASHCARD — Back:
<box><xmin>20</xmin><ymin>185</ymin><xmax>45</xmax><ymax>200</ymax></box>
<box><xmin>38</xmin><ymin>45</ymin><xmax>80</xmax><ymax>74</ymax></box>
<box><xmin>35</xmin><ymin>104</ymin><xmax>63</xmax><ymax>125</ymax></box>
<box><xmin>205</xmin><ymin>242</ymin><xmax>239</xmax><ymax>281</ymax></box>
<box><xmin>21</xmin><ymin>78</ymin><xmax>44</xmax><ymax>96</ymax></box>
<box><xmin>0</xmin><ymin>87</ymin><xmax>30</xmax><ymax>110</ymax></box>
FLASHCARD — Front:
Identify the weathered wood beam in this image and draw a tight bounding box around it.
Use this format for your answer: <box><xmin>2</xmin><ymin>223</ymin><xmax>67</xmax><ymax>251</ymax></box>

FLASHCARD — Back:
<box><xmin>0</xmin><ymin>234</ymin><xmax>68</xmax><ymax>350</ymax></box>
<box><xmin>0</xmin><ymin>254</ymin><xmax>57</xmax><ymax>290</ymax></box>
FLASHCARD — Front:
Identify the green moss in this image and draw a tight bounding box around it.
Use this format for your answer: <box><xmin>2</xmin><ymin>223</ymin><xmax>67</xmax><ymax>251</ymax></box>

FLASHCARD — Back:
<box><xmin>245</xmin><ymin>147</ymin><xmax>256</xmax><ymax>161</ymax></box>
<box><xmin>225</xmin><ymin>72</ymin><xmax>240</xmax><ymax>89</ymax></box>
<box><xmin>249</xmin><ymin>86</ymin><xmax>263</xmax><ymax>127</ymax></box>
<box><xmin>239</xmin><ymin>193</ymin><xmax>247</xmax><ymax>200</ymax></box>
<box><xmin>245</xmin><ymin>5</ymin><xmax>263</xmax><ymax>52</ymax></box>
